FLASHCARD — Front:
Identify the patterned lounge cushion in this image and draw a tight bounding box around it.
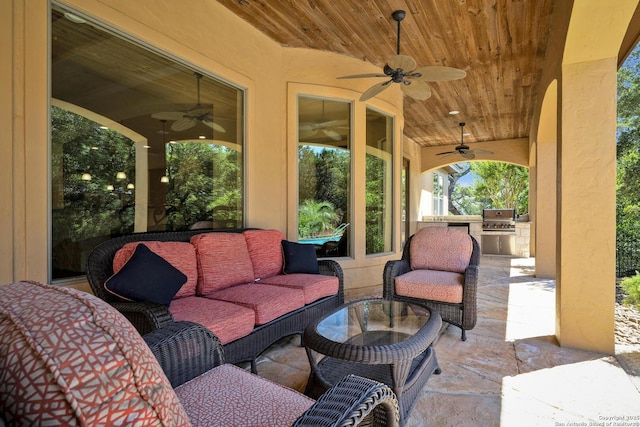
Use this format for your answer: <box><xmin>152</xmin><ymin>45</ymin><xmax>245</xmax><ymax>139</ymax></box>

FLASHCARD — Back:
<box><xmin>175</xmin><ymin>364</ymin><xmax>314</xmax><ymax>427</ymax></box>
<box><xmin>105</xmin><ymin>244</ymin><xmax>187</xmax><ymax>306</ymax></box>
<box><xmin>394</xmin><ymin>269</ymin><xmax>464</xmax><ymax>303</ymax></box>
<box><xmin>113</xmin><ymin>240</ymin><xmax>198</xmax><ymax>299</ymax></box>
<box><xmin>410</xmin><ymin>227</ymin><xmax>473</xmax><ymax>273</ymax></box>
<box><xmin>208</xmin><ymin>284</ymin><xmax>305</xmax><ymax>325</ymax></box>
<box><xmin>191</xmin><ymin>232</ymin><xmax>255</xmax><ymax>296</ymax></box>
<box><xmin>259</xmin><ymin>274</ymin><xmax>338</xmax><ymax>304</ymax></box>
<box><xmin>281</xmin><ymin>240</ymin><xmax>319</xmax><ymax>274</ymax></box>
<box><xmin>0</xmin><ymin>281</ymin><xmax>189</xmax><ymax>426</ymax></box>
<box><xmin>243</xmin><ymin>229</ymin><xmax>286</xmax><ymax>279</ymax></box>
<box><xmin>169</xmin><ymin>296</ymin><xmax>256</xmax><ymax>344</ymax></box>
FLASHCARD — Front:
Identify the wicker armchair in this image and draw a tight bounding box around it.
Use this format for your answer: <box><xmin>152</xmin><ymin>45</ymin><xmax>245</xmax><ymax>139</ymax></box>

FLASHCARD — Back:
<box><xmin>383</xmin><ymin>227</ymin><xmax>480</xmax><ymax>341</ymax></box>
<box><xmin>146</xmin><ymin>321</ymin><xmax>401</xmax><ymax>426</ymax></box>
<box><xmin>0</xmin><ymin>281</ymin><xmax>400</xmax><ymax>427</ymax></box>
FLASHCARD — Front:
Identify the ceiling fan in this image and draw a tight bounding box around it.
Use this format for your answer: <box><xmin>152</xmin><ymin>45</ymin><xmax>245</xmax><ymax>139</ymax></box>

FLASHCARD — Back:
<box><xmin>337</xmin><ymin>10</ymin><xmax>466</xmax><ymax>102</ymax></box>
<box><xmin>151</xmin><ymin>72</ymin><xmax>225</xmax><ymax>133</ymax></box>
<box><xmin>436</xmin><ymin>122</ymin><xmax>494</xmax><ymax>160</ymax></box>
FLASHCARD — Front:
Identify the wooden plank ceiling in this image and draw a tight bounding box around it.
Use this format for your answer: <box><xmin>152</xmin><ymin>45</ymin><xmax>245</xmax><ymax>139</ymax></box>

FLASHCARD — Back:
<box><xmin>216</xmin><ymin>0</ymin><xmax>557</xmax><ymax>147</ymax></box>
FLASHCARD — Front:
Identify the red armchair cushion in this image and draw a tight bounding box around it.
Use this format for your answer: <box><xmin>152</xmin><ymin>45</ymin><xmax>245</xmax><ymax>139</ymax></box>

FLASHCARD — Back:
<box><xmin>175</xmin><ymin>364</ymin><xmax>314</xmax><ymax>427</ymax></box>
<box><xmin>410</xmin><ymin>227</ymin><xmax>473</xmax><ymax>273</ymax></box>
<box><xmin>394</xmin><ymin>269</ymin><xmax>464</xmax><ymax>303</ymax></box>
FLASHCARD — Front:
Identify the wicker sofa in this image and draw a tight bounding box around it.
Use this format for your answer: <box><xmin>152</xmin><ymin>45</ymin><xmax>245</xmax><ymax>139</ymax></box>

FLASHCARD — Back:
<box><xmin>0</xmin><ymin>281</ymin><xmax>400</xmax><ymax>426</ymax></box>
<box><xmin>86</xmin><ymin>228</ymin><xmax>344</xmax><ymax>371</ymax></box>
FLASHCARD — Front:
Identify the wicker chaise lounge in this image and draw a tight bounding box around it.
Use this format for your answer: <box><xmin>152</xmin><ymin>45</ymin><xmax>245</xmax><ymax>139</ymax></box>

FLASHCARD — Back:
<box><xmin>0</xmin><ymin>281</ymin><xmax>400</xmax><ymax>426</ymax></box>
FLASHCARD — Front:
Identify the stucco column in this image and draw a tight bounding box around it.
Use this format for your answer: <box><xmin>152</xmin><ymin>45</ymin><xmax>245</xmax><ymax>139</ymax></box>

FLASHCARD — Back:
<box><xmin>536</xmin><ymin>81</ymin><xmax>558</xmax><ymax>279</ymax></box>
<box><xmin>556</xmin><ymin>58</ymin><xmax>617</xmax><ymax>354</ymax></box>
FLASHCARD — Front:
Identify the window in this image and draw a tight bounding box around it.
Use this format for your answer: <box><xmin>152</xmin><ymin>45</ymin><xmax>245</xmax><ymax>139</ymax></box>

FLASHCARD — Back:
<box><xmin>433</xmin><ymin>173</ymin><xmax>445</xmax><ymax>215</ymax></box>
<box><xmin>51</xmin><ymin>7</ymin><xmax>244</xmax><ymax>280</ymax></box>
<box><xmin>365</xmin><ymin>108</ymin><xmax>394</xmax><ymax>255</ymax></box>
<box><xmin>297</xmin><ymin>96</ymin><xmax>351</xmax><ymax>257</ymax></box>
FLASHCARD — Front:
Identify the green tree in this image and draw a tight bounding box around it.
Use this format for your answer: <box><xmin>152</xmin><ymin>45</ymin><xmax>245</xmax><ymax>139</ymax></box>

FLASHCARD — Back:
<box><xmin>616</xmin><ymin>47</ymin><xmax>640</xmax><ymax>276</ymax></box>
<box><xmin>447</xmin><ymin>164</ymin><xmax>472</xmax><ymax>215</ymax></box>
<box><xmin>298</xmin><ymin>200</ymin><xmax>339</xmax><ymax>238</ymax></box>
<box><xmin>470</xmin><ymin>162</ymin><xmax>529</xmax><ymax>214</ymax></box>
<box><xmin>450</xmin><ymin>184</ymin><xmax>486</xmax><ymax>215</ymax></box>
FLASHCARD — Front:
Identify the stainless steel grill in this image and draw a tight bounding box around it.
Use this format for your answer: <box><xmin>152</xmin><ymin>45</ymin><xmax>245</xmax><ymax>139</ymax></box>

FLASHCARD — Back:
<box><xmin>482</xmin><ymin>209</ymin><xmax>516</xmax><ymax>232</ymax></box>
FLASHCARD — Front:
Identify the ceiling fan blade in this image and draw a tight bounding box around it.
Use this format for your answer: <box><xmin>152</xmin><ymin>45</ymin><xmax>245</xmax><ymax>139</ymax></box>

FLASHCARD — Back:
<box><xmin>387</xmin><ymin>54</ymin><xmax>416</xmax><ymax>71</ymax></box>
<box><xmin>412</xmin><ymin>66</ymin><xmax>467</xmax><ymax>82</ymax></box>
<box><xmin>322</xmin><ymin>129</ymin><xmax>342</xmax><ymax>141</ymax></box>
<box><xmin>401</xmin><ymin>79</ymin><xmax>432</xmax><ymax>100</ymax></box>
<box><xmin>299</xmin><ymin>129</ymin><xmax>316</xmax><ymax>139</ymax></box>
<box><xmin>360</xmin><ymin>80</ymin><xmax>393</xmax><ymax>101</ymax></box>
<box><xmin>201</xmin><ymin>119</ymin><xmax>226</xmax><ymax>133</ymax></box>
<box><xmin>436</xmin><ymin>151</ymin><xmax>457</xmax><ymax>156</ymax></box>
<box><xmin>318</xmin><ymin>119</ymin><xmax>349</xmax><ymax>128</ymax></box>
<box><xmin>462</xmin><ymin>152</ymin><xmax>476</xmax><ymax>160</ymax></box>
<box><xmin>469</xmin><ymin>149</ymin><xmax>494</xmax><ymax>155</ymax></box>
<box><xmin>171</xmin><ymin>117</ymin><xmax>196</xmax><ymax>132</ymax></box>
<box><xmin>151</xmin><ymin>111</ymin><xmax>185</xmax><ymax>121</ymax></box>
<box><xmin>337</xmin><ymin>73</ymin><xmax>388</xmax><ymax>79</ymax></box>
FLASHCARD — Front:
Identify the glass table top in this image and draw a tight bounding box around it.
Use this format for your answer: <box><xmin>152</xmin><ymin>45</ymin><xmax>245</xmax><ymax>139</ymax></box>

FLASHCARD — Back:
<box><xmin>315</xmin><ymin>299</ymin><xmax>431</xmax><ymax>346</ymax></box>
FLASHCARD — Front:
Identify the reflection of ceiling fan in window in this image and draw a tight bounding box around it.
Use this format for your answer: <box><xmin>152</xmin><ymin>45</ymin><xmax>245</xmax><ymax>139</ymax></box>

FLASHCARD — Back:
<box><xmin>299</xmin><ymin>101</ymin><xmax>348</xmax><ymax>141</ymax></box>
<box><xmin>151</xmin><ymin>72</ymin><xmax>225</xmax><ymax>133</ymax></box>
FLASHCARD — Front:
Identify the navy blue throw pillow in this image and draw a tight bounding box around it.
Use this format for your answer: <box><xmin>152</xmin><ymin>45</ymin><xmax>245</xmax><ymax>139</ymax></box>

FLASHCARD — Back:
<box><xmin>282</xmin><ymin>240</ymin><xmax>319</xmax><ymax>274</ymax></box>
<box><xmin>104</xmin><ymin>243</ymin><xmax>187</xmax><ymax>306</ymax></box>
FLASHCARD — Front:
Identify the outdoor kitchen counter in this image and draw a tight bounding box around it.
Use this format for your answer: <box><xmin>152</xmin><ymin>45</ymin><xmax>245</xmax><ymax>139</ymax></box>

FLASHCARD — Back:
<box><xmin>416</xmin><ymin>217</ymin><xmax>530</xmax><ymax>257</ymax></box>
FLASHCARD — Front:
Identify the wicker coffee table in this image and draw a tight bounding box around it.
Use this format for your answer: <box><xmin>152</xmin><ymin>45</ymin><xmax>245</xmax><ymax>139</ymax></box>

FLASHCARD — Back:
<box><xmin>303</xmin><ymin>298</ymin><xmax>442</xmax><ymax>425</ymax></box>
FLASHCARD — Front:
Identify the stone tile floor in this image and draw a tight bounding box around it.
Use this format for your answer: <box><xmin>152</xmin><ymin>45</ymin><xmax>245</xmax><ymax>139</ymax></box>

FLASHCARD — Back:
<box><xmin>252</xmin><ymin>256</ymin><xmax>640</xmax><ymax>426</ymax></box>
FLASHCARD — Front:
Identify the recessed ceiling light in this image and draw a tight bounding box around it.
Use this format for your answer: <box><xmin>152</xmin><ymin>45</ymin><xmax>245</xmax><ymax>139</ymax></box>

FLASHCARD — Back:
<box><xmin>198</xmin><ymin>135</ymin><xmax>206</xmax><ymax>139</ymax></box>
<box><xmin>463</xmin><ymin>133</ymin><xmax>471</xmax><ymax>136</ymax></box>
<box><xmin>449</xmin><ymin>110</ymin><xmax>459</xmax><ymax>115</ymax></box>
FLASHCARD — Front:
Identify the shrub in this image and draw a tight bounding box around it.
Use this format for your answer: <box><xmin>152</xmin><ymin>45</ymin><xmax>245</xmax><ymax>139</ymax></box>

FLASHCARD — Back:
<box><xmin>620</xmin><ymin>271</ymin><xmax>640</xmax><ymax>308</ymax></box>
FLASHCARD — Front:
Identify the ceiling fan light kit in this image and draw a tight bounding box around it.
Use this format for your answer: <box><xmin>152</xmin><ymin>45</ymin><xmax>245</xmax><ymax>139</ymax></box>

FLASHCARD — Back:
<box><xmin>337</xmin><ymin>10</ymin><xmax>466</xmax><ymax>102</ymax></box>
<box><xmin>436</xmin><ymin>122</ymin><xmax>494</xmax><ymax>160</ymax></box>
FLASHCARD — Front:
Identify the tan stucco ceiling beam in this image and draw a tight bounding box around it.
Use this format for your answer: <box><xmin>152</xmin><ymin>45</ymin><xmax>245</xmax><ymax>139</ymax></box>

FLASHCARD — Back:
<box><xmin>419</xmin><ymin>137</ymin><xmax>529</xmax><ymax>172</ymax></box>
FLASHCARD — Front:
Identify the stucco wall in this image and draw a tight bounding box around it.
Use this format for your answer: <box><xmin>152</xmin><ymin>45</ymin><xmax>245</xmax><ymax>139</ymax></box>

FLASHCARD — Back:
<box><xmin>2</xmin><ymin>0</ymin><xmax>407</xmax><ymax>292</ymax></box>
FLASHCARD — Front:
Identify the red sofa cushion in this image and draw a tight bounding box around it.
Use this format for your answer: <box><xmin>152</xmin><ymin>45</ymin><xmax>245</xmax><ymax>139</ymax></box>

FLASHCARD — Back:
<box><xmin>208</xmin><ymin>284</ymin><xmax>305</xmax><ymax>325</ymax></box>
<box><xmin>191</xmin><ymin>233</ymin><xmax>255</xmax><ymax>296</ymax></box>
<box><xmin>243</xmin><ymin>229</ymin><xmax>285</xmax><ymax>280</ymax></box>
<box><xmin>175</xmin><ymin>364</ymin><xmax>314</xmax><ymax>427</ymax></box>
<box><xmin>113</xmin><ymin>241</ymin><xmax>197</xmax><ymax>299</ymax></box>
<box><xmin>259</xmin><ymin>274</ymin><xmax>339</xmax><ymax>304</ymax></box>
<box><xmin>169</xmin><ymin>296</ymin><xmax>256</xmax><ymax>344</ymax></box>
<box><xmin>0</xmin><ymin>281</ymin><xmax>189</xmax><ymax>426</ymax></box>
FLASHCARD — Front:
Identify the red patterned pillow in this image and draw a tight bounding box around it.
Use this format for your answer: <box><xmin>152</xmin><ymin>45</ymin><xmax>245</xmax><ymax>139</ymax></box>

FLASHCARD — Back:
<box><xmin>0</xmin><ymin>281</ymin><xmax>189</xmax><ymax>426</ymax></box>
<box><xmin>113</xmin><ymin>241</ymin><xmax>197</xmax><ymax>298</ymax></box>
<box><xmin>243</xmin><ymin>229</ymin><xmax>285</xmax><ymax>279</ymax></box>
<box><xmin>191</xmin><ymin>233</ymin><xmax>255</xmax><ymax>296</ymax></box>
<box><xmin>410</xmin><ymin>227</ymin><xmax>473</xmax><ymax>273</ymax></box>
